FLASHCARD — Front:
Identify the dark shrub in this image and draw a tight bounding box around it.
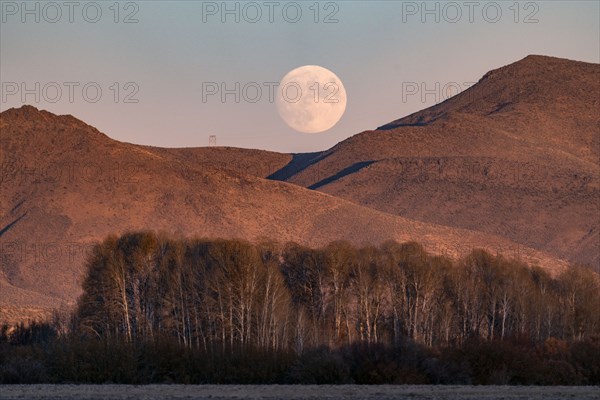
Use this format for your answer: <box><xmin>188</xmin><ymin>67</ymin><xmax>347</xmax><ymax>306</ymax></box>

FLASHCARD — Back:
<box><xmin>286</xmin><ymin>347</ymin><xmax>352</xmax><ymax>384</ymax></box>
<box><xmin>0</xmin><ymin>356</ymin><xmax>48</xmax><ymax>383</ymax></box>
<box><xmin>569</xmin><ymin>337</ymin><xmax>600</xmax><ymax>384</ymax></box>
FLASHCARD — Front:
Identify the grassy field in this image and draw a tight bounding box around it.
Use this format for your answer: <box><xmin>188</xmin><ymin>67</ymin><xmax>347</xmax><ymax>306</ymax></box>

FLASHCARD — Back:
<box><xmin>0</xmin><ymin>385</ymin><xmax>599</xmax><ymax>400</ymax></box>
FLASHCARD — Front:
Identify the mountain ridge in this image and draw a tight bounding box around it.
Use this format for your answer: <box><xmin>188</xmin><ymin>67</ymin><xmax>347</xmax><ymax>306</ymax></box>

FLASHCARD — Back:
<box><xmin>272</xmin><ymin>55</ymin><xmax>599</xmax><ymax>268</ymax></box>
<box><xmin>1</xmin><ymin>111</ymin><xmax>568</xmax><ymax>322</ymax></box>
<box><xmin>1</xmin><ymin>54</ymin><xmax>596</xmax><ymax>324</ymax></box>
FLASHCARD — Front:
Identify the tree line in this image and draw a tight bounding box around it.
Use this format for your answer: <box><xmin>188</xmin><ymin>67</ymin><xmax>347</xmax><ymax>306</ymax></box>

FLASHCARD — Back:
<box><xmin>1</xmin><ymin>231</ymin><xmax>599</xmax><ymax>384</ymax></box>
<box><xmin>74</xmin><ymin>232</ymin><xmax>599</xmax><ymax>349</ymax></box>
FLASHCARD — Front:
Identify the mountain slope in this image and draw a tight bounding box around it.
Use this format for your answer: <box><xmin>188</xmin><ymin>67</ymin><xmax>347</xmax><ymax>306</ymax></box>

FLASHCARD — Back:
<box><xmin>272</xmin><ymin>55</ymin><xmax>600</xmax><ymax>268</ymax></box>
<box><xmin>0</xmin><ymin>106</ymin><xmax>567</xmax><ymax>323</ymax></box>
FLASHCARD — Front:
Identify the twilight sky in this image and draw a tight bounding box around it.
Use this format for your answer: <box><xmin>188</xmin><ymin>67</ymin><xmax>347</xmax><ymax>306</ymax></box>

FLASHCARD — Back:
<box><xmin>1</xmin><ymin>0</ymin><xmax>599</xmax><ymax>153</ymax></box>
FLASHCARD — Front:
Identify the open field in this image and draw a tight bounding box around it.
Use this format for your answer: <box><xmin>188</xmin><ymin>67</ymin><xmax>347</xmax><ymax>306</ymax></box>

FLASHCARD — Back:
<box><xmin>0</xmin><ymin>385</ymin><xmax>599</xmax><ymax>400</ymax></box>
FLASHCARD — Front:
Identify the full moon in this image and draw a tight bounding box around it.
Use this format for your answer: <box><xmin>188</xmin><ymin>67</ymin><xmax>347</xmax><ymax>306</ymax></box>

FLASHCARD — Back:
<box><xmin>276</xmin><ymin>65</ymin><xmax>347</xmax><ymax>133</ymax></box>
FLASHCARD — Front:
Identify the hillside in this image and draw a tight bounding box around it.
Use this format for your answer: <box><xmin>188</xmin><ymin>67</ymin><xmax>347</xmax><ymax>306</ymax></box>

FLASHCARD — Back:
<box><xmin>0</xmin><ymin>105</ymin><xmax>567</xmax><ymax>323</ymax></box>
<box><xmin>271</xmin><ymin>56</ymin><xmax>600</xmax><ymax>268</ymax></box>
